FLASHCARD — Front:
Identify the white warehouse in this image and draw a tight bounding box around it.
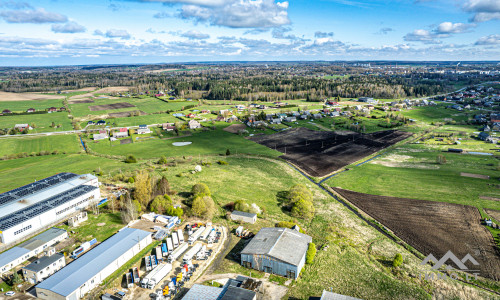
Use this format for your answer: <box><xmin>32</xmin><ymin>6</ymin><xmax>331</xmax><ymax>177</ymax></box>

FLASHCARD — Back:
<box><xmin>35</xmin><ymin>227</ymin><xmax>152</xmax><ymax>300</ymax></box>
<box><xmin>0</xmin><ymin>173</ymin><xmax>100</xmax><ymax>245</ymax></box>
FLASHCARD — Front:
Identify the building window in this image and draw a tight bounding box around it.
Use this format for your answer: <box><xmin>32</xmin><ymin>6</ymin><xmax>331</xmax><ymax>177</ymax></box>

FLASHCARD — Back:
<box><xmin>287</xmin><ymin>270</ymin><xmax>296</xmax><ymax>278</ymax></box>
<box><xmin>264</xmin><ymin>266</ymin><xmax>272</xmax><ymax>273</ymax></box>
<box><xmin>244</xmin><ymin>261</ymin><xmax>252</xmax><ymax>269</ymax></box>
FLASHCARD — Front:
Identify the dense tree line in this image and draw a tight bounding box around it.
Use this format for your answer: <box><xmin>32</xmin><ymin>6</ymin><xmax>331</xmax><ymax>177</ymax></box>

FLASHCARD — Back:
<box><xmin>1</xmin><ymin>64</ymin><xmax>497</xmax><ymax>99</ymax></box>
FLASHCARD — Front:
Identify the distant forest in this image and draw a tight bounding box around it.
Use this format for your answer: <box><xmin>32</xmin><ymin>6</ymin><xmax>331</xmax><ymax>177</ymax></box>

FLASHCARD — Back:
<box><xmin>0</xmin><ymin>63</ymin><xmax>497</xmax><ymax>100</ymax></box>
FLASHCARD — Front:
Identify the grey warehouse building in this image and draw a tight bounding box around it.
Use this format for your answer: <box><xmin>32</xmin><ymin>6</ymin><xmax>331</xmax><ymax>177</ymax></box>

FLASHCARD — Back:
<box><xmin>241</xmin><ymin>227</ymin><xmax>312</xmax><ymax>279</ymax></box>
<box><xmin>35</xmin><ymin>228</ymin><xmax>152</xmax><ymax>300</ymax></box>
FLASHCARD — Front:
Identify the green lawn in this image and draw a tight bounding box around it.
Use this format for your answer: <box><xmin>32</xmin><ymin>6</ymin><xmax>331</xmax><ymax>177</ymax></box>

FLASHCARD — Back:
<box><xmin>325</xmin><ymin>144</ymin><xmax>500</xmax><ymax>210</ymax></box>
<box><xmin>0</xmin><ymin>99</ymin><xmax>64</xmax><ymax>112</ymax></box>
<box><xmin>0</xmin><ymin>154</ymin><xmax>138</xmax><ymax>193</ymax></box>
<box><xmin>0</xmin><ymin>134</ymin><xmax>81</xmax><ymax>157</ymax></box>
<box><xmin>82</xmin><ymin>113</ymin><xmax>180</xmax><ymax>128</ymax></box>
<box><xmin>401</xmin><ymin>105</ymin><xmax>472</xmax><ymax>123</ymax></box>
<box><xmin>88</xmin><ymin>127</ymin><xmax>281</xmax><ymax>159</ymax></box>
<box><xmin>0</xmin><ymin>112</ymin><xmax>73</xmax><ymax>132</ymax></box>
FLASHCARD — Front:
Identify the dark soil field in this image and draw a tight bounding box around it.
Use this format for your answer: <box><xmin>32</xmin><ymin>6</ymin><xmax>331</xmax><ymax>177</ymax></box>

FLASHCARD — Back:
<box><xmin>68</xmin><ymin>99</ymin><xmax>94</xmax><ymax>104</ymax></box>
<box><xmin>109</xmin><ymin>110</ymin><xmax>146</xmax><ymax>117</ymax></box>
<box><xmin>250</xmin><ymin>127</ymin><xmax>412</xmax><ymax>177</ymax></box>
<box><xmin>223</xmin><ymin>124</ymin><xmax>246</xmax><ymax>133</ymax></box>
<box><xmin>332</xmin><ymin>187</ymin><xmax>500</xmax><ymax>280</ymax></box>
<box><xmin>89</xmin><ymin>102</ymin><xmax>135</xmax><ymax>111</ymax></box>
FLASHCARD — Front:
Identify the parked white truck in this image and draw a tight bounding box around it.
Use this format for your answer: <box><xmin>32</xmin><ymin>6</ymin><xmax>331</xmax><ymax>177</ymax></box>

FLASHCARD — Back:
<box><xmin>168</xmin><ymin>242</ymin><xmax>189</xmax><ymax>263</ymax></box>
<box><xmin>188</xmin><ymin>226</ymin><xmax>205</xmax><ymax>245</ymax></box>
<box><xmin>182</xmin><ymin>243</ymin><xmax>203</xmax><ymax>264</ymax></box>
<box><xmin>147</xmin><ymin>263</ymin><xmax>172</xmax><ymax>289</ymax></box>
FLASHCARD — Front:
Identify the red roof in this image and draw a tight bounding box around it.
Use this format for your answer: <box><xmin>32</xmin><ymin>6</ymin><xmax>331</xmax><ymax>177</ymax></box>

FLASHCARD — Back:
<box><xmin>119</xmin><ymin>128</ymin><xmax>128</xmax><ymax>132</ymax></box>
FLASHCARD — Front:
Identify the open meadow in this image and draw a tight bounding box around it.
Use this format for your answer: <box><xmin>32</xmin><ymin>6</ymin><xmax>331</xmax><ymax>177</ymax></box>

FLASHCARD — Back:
<box><xmin>0</xmin><ymin>134</ymin><xmax>81</xmax><ymax>157</ymax></box>
<box><xmin>0</xmin><ymin>112</ymin><xmax>73</xmax><ymax>132</ymax></box>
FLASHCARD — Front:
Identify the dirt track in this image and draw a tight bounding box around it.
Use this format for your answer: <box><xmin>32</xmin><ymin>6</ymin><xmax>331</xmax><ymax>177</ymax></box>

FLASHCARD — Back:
<box><xmin>251</xmin><ymin>127</ymin><xmax>412</xmax><ymax>177</ymax></box>
<box><xmin>332</xmin><ymin>187</ymin><xmax>500</xmax><ymax>281</ymax></box>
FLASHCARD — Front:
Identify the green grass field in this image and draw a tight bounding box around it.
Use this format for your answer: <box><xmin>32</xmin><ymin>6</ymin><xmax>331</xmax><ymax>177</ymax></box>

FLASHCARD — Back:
<box><xmin>0</xmin><ymin>154</ymin><xmax>138</xmax><ymax>193</ymax></box>
<box><xmin>69</xmin><ymin>97</ymin><xmax>192</xmax><ymax>118</ymax></box>
<box><xmin>0</xmin><ymin>112</ymin><xmax>73</xmax><ymax>132</ymax></box>
<box><xmin>0</xmin><ymin>134</ymin><xmax>81</xmax><ymax>156</ymax></box>
<box><xmin>0</xmin><ymin>99</ymin><xmax>64</xmax><ymax>112</ymax></box>
<box><xmin>325</xmin><ymin>143</ymin><xmax>500</xmax><ymax>210</ymax></box>
<box><xmin>88</xmin><ymin>127</ymin><xmax>281</xmax><ymax>159</ymax></box>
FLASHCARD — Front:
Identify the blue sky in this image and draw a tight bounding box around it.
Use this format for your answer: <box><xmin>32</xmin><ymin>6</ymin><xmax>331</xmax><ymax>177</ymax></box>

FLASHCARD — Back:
<box><xmin>0</xmin><ymin>0</ymin><xmax>499</xmax><ymax>65</ymax></box>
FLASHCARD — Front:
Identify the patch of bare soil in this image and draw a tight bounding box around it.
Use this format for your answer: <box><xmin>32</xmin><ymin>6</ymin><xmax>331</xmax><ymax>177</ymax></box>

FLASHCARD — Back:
<box><xmin>0</xmin><ymin>91</ymin><xmax>65</xmax><ymax>101</ymax></box>
<box><xmin>89</xmin><ymin>102</ymin><xmax>135</xmax><ymax>111</ymax></box>
<box><xmin>109</xmin><ymin>110</ymin><xmax>146</xmax><ymax>117</ymax></box>
<box><xmin>68</xmin><ymin>99</ymin><xmax>95</xmax><ymax>104</ymax></box>
<box><xmin>461</xmin><ymin>173</ymin><xmax>490</xmax><ymax>180</ymax></box>
<box><xmin>480</xmin><ymin>196</ymin><xmax>500</xmax><ymax>202</ymax></box>
<box><xmin>120</xmin><ymin>138</ymin><xmax>132</xmax><ymax>144</ymax></box>
<box><xmin>223</xmin><ymin>124</ymin><xmax>246</xmax><ymax>133</ymax></box>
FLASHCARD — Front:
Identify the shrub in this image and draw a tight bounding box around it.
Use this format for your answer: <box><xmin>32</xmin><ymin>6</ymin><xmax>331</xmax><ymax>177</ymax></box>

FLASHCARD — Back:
<box><xmin>158</xmin><ymin>156</ymin><xmax>168</xmax><ymax>165</ymax></box>
<box><xmin>125</xmin><ymin>155</ymin><xmax>137</xmax><ymax>163</ymax></box>
<box><xmin>218</xmin><ymin>160</ymin><xmax>228</xmax><ymax>165</ymax></box>
<box><xmin>306</xmin><ymin>242</ymin><xmax>316</xmax><ymax>264</ymax></box>
<box><xmin>191</xmin><ymin>183</ymin><xmax>211</xmax><ymax>197</ymax></box>
<box><xmin>128</xmin><ymin>177</ymin><xmax>135</xmax><ymax>183</ymax></box>
<box><xmin>291</xmin><ymin>199</ymin><xmax>315</xmax><ymax>220</ymax></box>
<box><xmin>393</xmin><ymin>253</ymin><xmax>403</xmax><ymax>267</ymax></box>
<box><xmin>436</xmin><ymin>154</ymin><xmax>447</xmax><ymax>165</ymax></box>
<box><xmin>226</xmin><ymin>149</ymin><xmax>231</xmax><ymax>155</ymax></box>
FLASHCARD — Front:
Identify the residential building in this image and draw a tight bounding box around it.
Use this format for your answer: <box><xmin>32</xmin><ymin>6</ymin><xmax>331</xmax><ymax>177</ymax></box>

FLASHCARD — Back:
<box><xmin>113</xmin><ymin>128</ymin><xmax>129</xmax><ymax>138</ymax></box>
<box><xmin>93</xmin><ymin>130</ymin><xmax>108</xmax><ymax>140</ymax></box>
<box><xmin>35</xmin><ymin>228</ymin><xmax>152</xmax><ymax>300</ymax></box>
<box><xmin>14</xmin><ymin>124</ymin><xmax>29</xmax><ymax>131</ymax></box>
<box><xmin>241</xmin><ymin>227</ymin><xmax>312</xmax><ymax>279</ymax></box>
<box><xmin>22</xmin><ymin>253</ymin><xmax>65</xmax><ymax>284</ymax></box>
<box><xmin>162</xmin><ymin>123</ymin><xmax>175</xmax><ymax>131</ymax></box>
<box><xmin>137</xmin><ymin>125</ymin><xmax>151</xmax><ymax>135</ymax></box>
<box><xmin>27</xmin><ymin>108</ymin><xmax>36</xmax><ymax>113</ymax></box>
<box><xmin>188</xmin><ymin>120</ymin><xmax>202</xmax><ymax>129</ymax></box>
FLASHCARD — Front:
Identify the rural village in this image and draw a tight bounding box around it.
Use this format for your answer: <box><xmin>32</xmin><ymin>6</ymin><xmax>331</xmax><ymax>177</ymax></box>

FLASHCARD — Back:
<box><xmin>0</xmin><ymin>62</ymin><xmax>499</xmax><ymax>300</ymax></box>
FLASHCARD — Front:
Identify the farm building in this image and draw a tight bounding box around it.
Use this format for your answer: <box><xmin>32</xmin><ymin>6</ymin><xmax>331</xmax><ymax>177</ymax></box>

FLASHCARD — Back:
<box><xmin>113</xmin><ymin>128</ymin><xmax>129</xmax><ymax>138</ymax></box>
<box><xmin>22</xmin><ymin>253</ymin><xmax>65</xmax><ymax>284</ymax></box>
<box><xmin>241</xmin><ymin>227</ymin><xmax>312</xmax><ymax>279</ymax></box>
<box><xmin>137</xmin><ymin>124</ymin><xmax>151</xmax><ymax>134</ymax></box>
<box><xmin>0</xmin><ymin>173</ymin><xmax>100</xmax><ymax>245</ymax></box>
<box><xmin>188</xmin><ymin>120</ymin><xmax>202</xmax><ymax>129</ymax></box>
<box><xmin>35</xmin><ymin>228</ymin><xmax>152</xmax><ymax>300</ymax></box>
<box><xmin>183</xmin><ymin>276</ymin><xmax>258</xmax><ymax>300</ymax></box>
<box><xmin>27</xmin><ymin>108</ymin><xmax>36</xmax><ymax>113</ymax></box>
<box><xmin>0</xmin><ymin>228</ymin><xmax>67</xmax><ymax>275</ymax></box>
<box><xmin>230</xmin><ymin>211</ymin><xmax>257</xmax><ymax>224</ymax></box>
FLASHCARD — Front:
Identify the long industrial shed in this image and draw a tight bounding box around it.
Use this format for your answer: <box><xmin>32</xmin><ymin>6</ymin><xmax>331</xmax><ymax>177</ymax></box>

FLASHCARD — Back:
<box><xmin>35</xmin><ymin>227</ymin><xmax>152</xmax><ymax>300</ymax></box>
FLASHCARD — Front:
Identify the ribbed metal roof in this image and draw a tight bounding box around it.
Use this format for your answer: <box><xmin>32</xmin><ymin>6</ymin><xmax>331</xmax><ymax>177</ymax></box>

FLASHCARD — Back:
<box><xmin>36</xmin><ymin>228</ymin><xmax>151</xmax><ymax>297</ymax></box>
<box><xmin>241</xmin><ymin>227</ymin><xmax>312</xmax><ymax>266</ymax></box>
<box><xmin>23</xmin><ymin>253</ymin><xmax>64</xmax><ymax>272</ymax></box>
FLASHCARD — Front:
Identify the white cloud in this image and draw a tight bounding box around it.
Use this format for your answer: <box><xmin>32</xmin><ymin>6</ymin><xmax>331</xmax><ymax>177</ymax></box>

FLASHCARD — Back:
<box><xmin>95</xmin><ymin>29</ymin><xmax>131</xmax><ymax>39</ymax></box>
<box><xmin>475</xmin><ymin>34</ymin><xmax>500</xmax><ymax>45</ymax></box>
<box><xmin>181</xmin><ymin>30</ymin><xmax>210</xmax><ymax>39</ymax></box>
<box><xmin>0</xmin><ymin>8</ymin><xmax>67</xmax><ymax>23</ymax></box>
<box><xmin>141</xmin><ymin>0</ymin><xmax>290</xmax><ymax>28</ymax></box>
<box><xmin>52</xmin><ymin>21</ymin><xmax>86</xmax><ymax>33</ymax></box>
<box><xmin>464</xmin><ymin>0</ymin><xmax>500</xmax><ymax>22</ymax></box>
<box><xmin>435</xmin><ymin>22</ymin><xmax>474</xmax><ymax>34</ymax></box>
<box><xmin>314</xmin><ymin>31</ymin><xmax>334</xmax><ymax>38</ymax></box>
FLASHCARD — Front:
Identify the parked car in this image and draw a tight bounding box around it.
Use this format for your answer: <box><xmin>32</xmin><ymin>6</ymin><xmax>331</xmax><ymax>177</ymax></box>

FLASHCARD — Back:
<box><xmin>5</xmin><ymin>291</ymin><xmax>15</xmax><ymax>296</ymax></box>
